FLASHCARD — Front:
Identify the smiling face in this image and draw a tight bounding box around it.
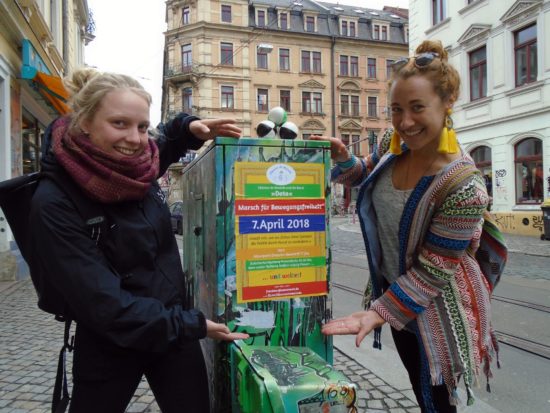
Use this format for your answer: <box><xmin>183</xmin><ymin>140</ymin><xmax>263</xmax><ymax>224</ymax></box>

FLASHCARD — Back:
<box><xmin>80</xmin><ymin>89</ymin><xmax>150</xmax><ymax>157</ymax></box>
<box><xmin>390</xmin><ymin>75</ymin><xmax>453</xmax><ymax>154</ymax></box>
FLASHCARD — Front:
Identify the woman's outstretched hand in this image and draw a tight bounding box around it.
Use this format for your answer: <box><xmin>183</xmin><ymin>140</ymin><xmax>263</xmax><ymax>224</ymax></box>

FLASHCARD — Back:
<box><xmin>206</xmin><ymin>320</ymin><xmax>249</xmax><ymax>341</ymax></box>
<box><xmin>322</xmin><ymin>310</ymin><xmax>385</xmax><ymax>348</ymax></box>
<box><xmin>309</xmin><ymin>135</ymin><xmax>351</xmax><ymax>163</ymax></box>
<box><xmin>190</xmin><ymin>118</ymin><xmax>242</xmax><ymax>141</ymax></box>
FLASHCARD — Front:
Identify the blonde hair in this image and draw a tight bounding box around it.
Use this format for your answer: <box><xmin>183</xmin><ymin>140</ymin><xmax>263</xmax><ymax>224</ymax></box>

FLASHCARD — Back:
<box><xmin>389</xmin><ymin>40</ymin><xmax>461</xmax><ymax>103</ymax></box>
<box><xmin>63</xmin><ymin>68</ymin><xmax>152</xmax><ymax>130</ymax></box>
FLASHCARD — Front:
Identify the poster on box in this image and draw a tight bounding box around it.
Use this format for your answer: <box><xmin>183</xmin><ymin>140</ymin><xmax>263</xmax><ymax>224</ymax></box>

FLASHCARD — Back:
<box><xmin>234</xmin><ymin>162</ymin><xmax>327</xmax><ymax>303</ymax></box>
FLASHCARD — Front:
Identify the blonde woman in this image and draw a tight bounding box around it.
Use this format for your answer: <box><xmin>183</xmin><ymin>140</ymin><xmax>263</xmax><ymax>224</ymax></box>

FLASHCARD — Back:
<box><xmin>29</xmin><ymin>69</ymin><xmax>247</xmax><ymax>412</ymax></box>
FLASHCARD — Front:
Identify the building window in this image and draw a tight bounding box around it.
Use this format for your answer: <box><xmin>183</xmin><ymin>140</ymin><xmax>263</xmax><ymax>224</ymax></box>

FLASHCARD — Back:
<box><xmin>302</xmin><ymin>92</ymin><xmax>322</xmax><ymax>114</ymax></box>
<box><xmin>221</xmin><ymin>42</ymin><xmax>233</xmax><ymax>65</ymax></box>
<box><xmin>257</xmin><ymin>10</ymin><xmax>266</xmax><ymax>27</ymax></box>
<box><xmin>351</xmin><ymin>95</ymin><xmax>359</xmax><ymax>116</ymax></box>
<box><xmin>280</xmin><ymin>90</ymin><xmax>291</xmax><ymax>111</ymax></box>
<box><xmin>515</xmin><ymin>24</ymin><xmax>537</xmax><ymax>87</ymax></box>
<box><xmin>340</xmin><ymin>95</ymin><xmax>359</xmax><ymax>116</ymax></box>
<box><xmin>312</xmin><ymin>51</ymin><xmax>321</xmax><ymax>73</ymax></box>
<box><xmin>302</xmin><ymin>51</ymin><xmax>310</xmax><ymax>72</ymax></box>
<box><xmin>340</xmin><ymin>133</ymin><xmax>349</xmax><ymax>147</ymax></box>
<box><xmin>221</xmin><ymin>5</ymin><xmax>231</xmax><ymax>23</ymax></box>
<box><xmin>352</xmin><ymin>135</ymin><xmax>361</xmax><ymax>156</ymax></box>
<box><xmin>221</xmin><ymin>86</ymin><xmax>234</xmax><ymax>109</ymax></box>
<box><xmin>341</xmin><ymin>21</ymin><xmax>348</xmax><ymax>36</ymax></box>
<box><xmin>182</xmin><ymin>7</ymin><xmax>190</xmax><ymax>25</ymax></box>
<box><xmin>469</xmin><ymin>46</ymin><xmax>487</xmax><ymax>101</ymax></box>
<box><xmin>257</xmin><ymin>47</ymin><xmax>268</xmax><ymax>69</ymax></box>
<box><xmin>381</xmin><ymin>26</ymin><xmax>388</xmax><ymax>41</ymax></box>
<box><xmin>514</xmin><ymin>138</ymin><xmax>543</xmax><ymax>204</ymax></box>
<box><xmin>182</xmin><ymin>44</ymin><xmax>192</xmax><ymax>72</ymax></box>
<box><xmin>258</xmin><ymin>89</ymin><xmax>268</xmax><ymax>112</ymax></box>
<box><xmin>373</xmin><ymin>25</ymin><xmax>380</xmax><ymax>40</ymax></box>
<box><xmin>279</xmin><ymin>48</ymin><xmax>290</xmax><ymax>71</ymax></box>
<box><xmin>306</xmin><ymin>16</ymin><xmax>315</xmax><ymax>32</ymax></box>
<box><xmin>340</xmin><ymin>95</ymin><xmax>349</xmax><ymax>115</ymax></box>
<box><xmin>368</xmin><ymin>58</ymin><xmax>377</xmax><ymax>78</ymax></box>
<box><xmin>386</xmin><ymin>59</ymin><xmax>394</xmax><ymax>79</ymax></box>
<box><xmin>339</xmin><ymin>55</ymin><xmax>358</xmax><ymax>77</ymax></box>
<box><xmin>340</xmin><ymin>55</ymin><xmax>349</xmax><ymax>76</ymax></box>
<box><xmin>182</xmin><ymin>87</ymin><xmax>193</xmax><ymax>113</ymax></box>
<box><xmin>368</xmin><ymin>97</ymin><xmax>377</xmax><ymax>117</ymax></box>
<box><xmin>280</xmin><ymin>12</ymin><xmax>288</xmax><ymax>29</ymax></box>
<box><xmin>22</xmin><ymin>111</ymin><xmax>45</xmax><ymax>174</ymax></box>
<box><xmin>302</xmin><ymin>51</ymin><xmax>321</xmax><ymax>73</ymax></box>
<box><xmin>350</xmin><ymin>21</ymin><xmax>356</xmax><ymax>37</ymax></box>
<box><xmin>470</xmin><ymin>146</ymin><xmax>492</xmax><ymax>198</ymax></box>
<box><xmin>350</xmin><ymin>56</ymin><xmax>358</xmax><ymax>77</ymax></box>
<box><xmin>432</xmin><ymin>0</ymin><xmax>446</xmax><ymax>25</ymax></box>
<box><xmin>341</xmin><ymin>134</ymin><xmax>350</xmax><ymax>148</ymax></box>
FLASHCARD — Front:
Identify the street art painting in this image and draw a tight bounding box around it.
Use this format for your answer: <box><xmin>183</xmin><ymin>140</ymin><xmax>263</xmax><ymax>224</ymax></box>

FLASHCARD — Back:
<box><xmin>231</xmin><ymin>344</ymin><xmax>357</xmax><ymax>413</ymax></box>
<box><xmin>180</xmin><ymin>138</ymin><xmax>359</xmax><ymax>412</ymax></box>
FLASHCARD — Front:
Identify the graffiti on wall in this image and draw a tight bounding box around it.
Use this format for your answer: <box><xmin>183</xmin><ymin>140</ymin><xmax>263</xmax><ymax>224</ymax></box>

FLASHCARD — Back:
<box><xmin>532</xmin><ymin>215</ymin><xmax>544</xmax><ymax>232</ymax></box>
<box><xmin>495</xmin><ymin>213</ymin><xmax>515</xmax><ymax>230</ymax></box>
<box><xmin>495</xmin><ymin>169</ymin><xmax>508</xmax><ymax>202</ymax></box>
<box><xmin>494</xmin><ymin>212</ymin><xmax>544</xmax><ymax>235</ymax></box>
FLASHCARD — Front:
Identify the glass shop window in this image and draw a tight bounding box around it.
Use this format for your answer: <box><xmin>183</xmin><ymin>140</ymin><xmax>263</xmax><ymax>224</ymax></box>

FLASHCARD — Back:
<box><xmin>514</xmin><ymin>137</ymin><xmax>543</xmax><ymax>204</ymax></box>
<box><xmin>22</xmin><ymin>111</ymin><xmax>45</xmax><ymax>174</ymax></box>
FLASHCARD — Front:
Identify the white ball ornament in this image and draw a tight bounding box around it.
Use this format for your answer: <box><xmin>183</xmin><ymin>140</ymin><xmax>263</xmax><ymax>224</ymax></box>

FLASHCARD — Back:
<box><xmin>256</xmin><ymin>120</ymin><xmax>277</xmax><ymax>138</ymax></box>
<box><xmin>278</xmin><ymin>121</ymin><xmax>298</xmax><ymax>140</ymax></box>
<box><xmin>267</xmin><ymin>106</ymin><xmax>287</xmax><ymax>126</ymax></box>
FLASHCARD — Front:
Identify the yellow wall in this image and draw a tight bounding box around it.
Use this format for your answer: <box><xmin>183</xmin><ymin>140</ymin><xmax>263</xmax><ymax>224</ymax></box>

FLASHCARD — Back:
<box><xmin>493</xmin><ymin>211</ymin><xmax>544</xmax><ymax>237</ymax></box>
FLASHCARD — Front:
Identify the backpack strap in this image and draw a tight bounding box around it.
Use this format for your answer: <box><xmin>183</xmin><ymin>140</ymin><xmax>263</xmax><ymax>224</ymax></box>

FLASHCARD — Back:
<box><xmin>40</xmin><ymin>172</ymin><xmax>107</xmax><ymax>413</ymax></box>
<box><xmin>52</xmin><ymin>319</ymin><xmax>73</xmax><ymax>413</ymax></box>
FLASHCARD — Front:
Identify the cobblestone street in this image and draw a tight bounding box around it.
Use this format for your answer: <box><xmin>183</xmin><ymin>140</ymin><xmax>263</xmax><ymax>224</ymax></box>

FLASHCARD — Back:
<box><xmin>0</xmin><ymin>280</ymin><xmax>420</xmax><ymax>413</ymax></box>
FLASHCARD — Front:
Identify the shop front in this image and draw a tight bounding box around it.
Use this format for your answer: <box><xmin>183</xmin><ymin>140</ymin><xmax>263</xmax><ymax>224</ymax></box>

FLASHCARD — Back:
<box><xmin>0</xmin><ymin>39</ymin><xmax>69</xmax><ymax>281</ymax></box>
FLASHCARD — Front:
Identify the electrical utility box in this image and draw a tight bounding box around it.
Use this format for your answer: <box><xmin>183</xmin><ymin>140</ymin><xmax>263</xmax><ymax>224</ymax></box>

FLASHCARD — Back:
<box><xmin>179</xmin><ymin>138</ymin><xmax>357</xmax><ymax>412</ymax></box>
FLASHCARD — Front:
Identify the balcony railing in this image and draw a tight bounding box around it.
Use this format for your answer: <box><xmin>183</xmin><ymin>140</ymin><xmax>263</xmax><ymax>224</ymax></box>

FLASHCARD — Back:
<box><xmin>165</xmin><ymin>64</ymin><xmax>197</xmax><ymax>82</ymax></box>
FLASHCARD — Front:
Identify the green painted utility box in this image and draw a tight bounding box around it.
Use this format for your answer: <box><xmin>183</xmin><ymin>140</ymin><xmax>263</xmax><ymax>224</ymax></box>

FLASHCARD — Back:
<box><xmin>230</xmin><ymin>343</ymin><xmax>356</xmax><ymax>412</ymax></box>
<box><xmin>180</xmin><ymin>138</ymin><xmax>356</xmax><ymax>412</ymax></box>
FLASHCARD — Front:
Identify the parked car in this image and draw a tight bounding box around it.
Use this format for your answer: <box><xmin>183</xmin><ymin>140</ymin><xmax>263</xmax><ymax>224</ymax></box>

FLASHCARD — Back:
<box><xmin>170</xmin><ymin>201</ymin><xmax>183</xmax><ymax>235</ymax></box>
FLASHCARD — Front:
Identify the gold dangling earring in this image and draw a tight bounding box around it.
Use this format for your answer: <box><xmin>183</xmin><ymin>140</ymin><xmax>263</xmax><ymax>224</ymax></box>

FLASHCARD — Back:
<box><xmin>438</xmin><ymin>109</ymin><xmax>459</xmax><ymax>154</ymax></box>
<box><xmin>390</xmin><ymin>130</ymin><xmax>402</xmax><ymax>154</ymax></box>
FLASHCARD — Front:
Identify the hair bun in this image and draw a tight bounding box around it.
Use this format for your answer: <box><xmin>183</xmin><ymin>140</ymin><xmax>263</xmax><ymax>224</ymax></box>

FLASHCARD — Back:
<box><xmin>415</xmin><ymin>40</ymin><xmax>448</xmax><ymax>61</ymax></box>
<box><xmin>63</xmin><ymin>68</ymin><xmax>100</xmax><ymax>96</ymax></box>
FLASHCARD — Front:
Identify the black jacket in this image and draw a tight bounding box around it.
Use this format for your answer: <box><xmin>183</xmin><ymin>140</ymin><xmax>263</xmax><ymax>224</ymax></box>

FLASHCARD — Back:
<box><xmin>29</xmin><ymin>113</ymin><xmax>206</xmax><ymax>353</ymax></box>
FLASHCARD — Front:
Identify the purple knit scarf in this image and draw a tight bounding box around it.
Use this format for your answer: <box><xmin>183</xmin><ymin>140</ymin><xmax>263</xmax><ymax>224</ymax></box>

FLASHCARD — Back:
<box><xmin>51</xmin><ymin>117</ymin><xmax>160</xmax><ymax>203</ymax></box>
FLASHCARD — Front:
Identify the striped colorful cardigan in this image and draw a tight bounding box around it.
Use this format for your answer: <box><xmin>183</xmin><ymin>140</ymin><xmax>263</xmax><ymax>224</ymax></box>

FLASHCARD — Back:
<box><xmin>333</xmin><ymin>134</ymin><xmax>498</xmax><ymax>410</ymax></box>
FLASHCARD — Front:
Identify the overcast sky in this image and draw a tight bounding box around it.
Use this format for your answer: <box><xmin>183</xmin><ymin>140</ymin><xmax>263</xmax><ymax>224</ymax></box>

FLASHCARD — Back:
<box><xmin>85</xmin><ymin>0</ymin><xmax>409</xmax><ymax>126</ymax></box>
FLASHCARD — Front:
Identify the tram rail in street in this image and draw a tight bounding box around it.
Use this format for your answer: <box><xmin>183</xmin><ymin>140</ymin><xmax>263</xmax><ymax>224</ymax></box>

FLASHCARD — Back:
<box><xmin>331</xmin><ymin>259</ymin><xmax>550</xmax><ymax>314</ymax></box>
<box><xmin>330</xmin><ymin>274</ymin><xmax>550</xmax><ymax>361</ymax></box>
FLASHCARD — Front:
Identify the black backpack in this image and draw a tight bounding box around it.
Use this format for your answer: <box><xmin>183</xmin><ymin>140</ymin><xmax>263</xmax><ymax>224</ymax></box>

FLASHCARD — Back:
<box><xmin>0</xmin><ymin>171</ymin><xmax>106</xmax><ymax>413</ymax></box>
<box><xmin>0</xmin><ymin>171</ymin><xmax>106</xmax><ymax>315</ymax></box>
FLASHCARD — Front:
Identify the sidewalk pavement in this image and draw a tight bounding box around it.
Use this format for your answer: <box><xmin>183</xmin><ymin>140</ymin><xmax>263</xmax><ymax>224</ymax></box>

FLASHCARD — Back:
<box><xmin>332</xmin><ymin>215</ymin><xmax>550</xmax><ymax>258</ymax></box>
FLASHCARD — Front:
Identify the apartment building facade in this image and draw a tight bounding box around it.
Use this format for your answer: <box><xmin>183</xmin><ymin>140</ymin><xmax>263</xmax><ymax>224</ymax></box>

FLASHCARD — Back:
<box><xmin>162</xmin><ymin>0</ymin><xmax>409</xmax><ymax>205</ymax></box>
<box><xmin>0</xmin><ymin>0</ymin><xmax>93</xmax><ymax>280</ymax></box>
<box><xmin>408</xmin><ymin>0</ymin><xmax>550</xmax><ymax>236</ymax></box>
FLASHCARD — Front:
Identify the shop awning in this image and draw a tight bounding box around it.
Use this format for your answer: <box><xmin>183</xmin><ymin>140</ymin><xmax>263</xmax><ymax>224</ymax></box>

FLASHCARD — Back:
<box><xmin>32</xmin><ymin>71</ymin><xmax>70</xmax><ymax>115</ymax></box>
